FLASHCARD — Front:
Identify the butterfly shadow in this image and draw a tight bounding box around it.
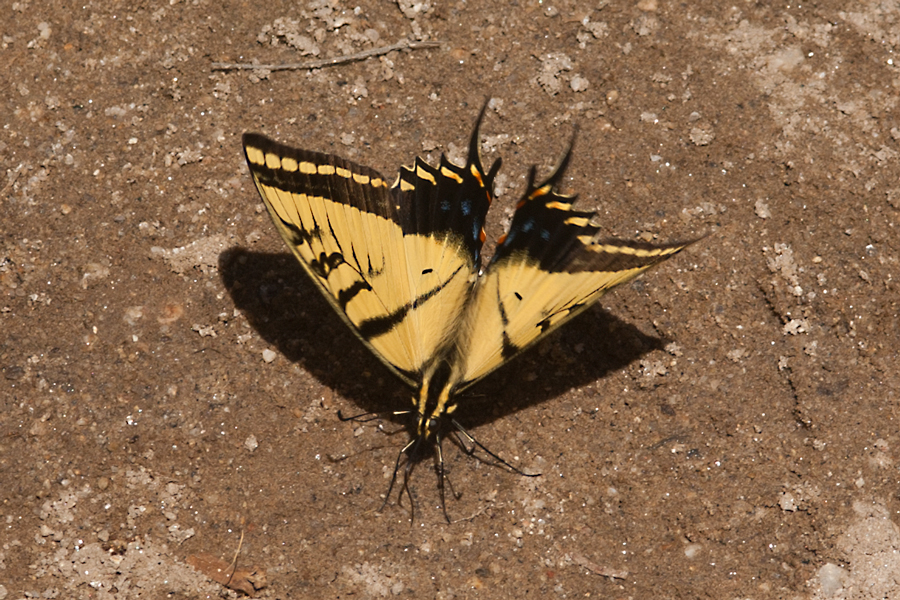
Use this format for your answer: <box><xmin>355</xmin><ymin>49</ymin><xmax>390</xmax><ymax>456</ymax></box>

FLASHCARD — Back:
<box><xmin>451</xmin><ymin>299</ymin><xmax>668</xmax><ymax>433</ymax></box>
<box><xmin>219</xmin><ymin>247</ymin><xmax>414</xmax><ymax>414</ymax></box>
<box><xmin>219</xmin><ymin>247</ymin><xmax>669</xmax><ymax>435</ymax></box>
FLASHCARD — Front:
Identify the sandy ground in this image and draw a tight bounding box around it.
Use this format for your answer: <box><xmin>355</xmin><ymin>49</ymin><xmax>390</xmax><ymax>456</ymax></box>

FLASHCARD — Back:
<box><xmin>2</xmin><ymin>0</ymin><xmax>900</xmax><ymax>598</ymax></box>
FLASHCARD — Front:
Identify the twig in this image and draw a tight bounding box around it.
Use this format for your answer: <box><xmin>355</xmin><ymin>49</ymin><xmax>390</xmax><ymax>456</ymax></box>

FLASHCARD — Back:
<box><xmin>451</xmin><ymin>504</ymin><xmax>489</xmax><ymax>524</ymax></box>
<box><xmin>211</xmin><ymin>39</ymin><xmax>440</xmax><ymax>72</ymax></box>
<box><xmin>224</xmin><ymin>527</ymin><xmax>245</xmax><ymax>589</ymax></box>
<box><xmin>570</xmin><ymin>551</ymin><xmax>629</xmax><ymax>580</ymax></box>
<box><xmin>1</xmin><ymin>164</ymin><xmax>23</xmax><ymax>198</ymax></box>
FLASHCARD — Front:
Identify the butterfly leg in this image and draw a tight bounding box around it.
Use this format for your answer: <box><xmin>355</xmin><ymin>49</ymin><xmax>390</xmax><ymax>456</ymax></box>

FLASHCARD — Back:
<box><xmin>338</xmin><ymin>409</ymin><xmax>413</xmax><ymax>423</ymax></box>
<box><xmin>451</xmin><ymin>419</ymin><xmax>541</xmax><ymax>478</ymax></box>
<box><xmin>439</xmin><ymin>444</ymin><xmax>464</xmax><ymax>505</ymax></box>
<box><xmin>380</xmin><ymin>437</ymin><xmax>416</xmax><ymax>514</ymax></box>
<box><xmin>399</xmin><ymin>438</ymin><xmax>421</xmax><ymax>523</ymax></box>
<box><xmin>452</xmin><ymin>428</ymin><xmax>477</xmax><ymax>457</ymax></box>
<box><xmin>435</xmin><ymin>433</ymin><xmax>452</xmax><ymax>524</ymax></box>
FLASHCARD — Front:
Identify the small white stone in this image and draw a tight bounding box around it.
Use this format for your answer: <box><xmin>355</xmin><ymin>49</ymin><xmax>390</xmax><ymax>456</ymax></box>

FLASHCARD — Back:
<box><xmin>262</xmin><ymin>349</ymin><xmax>277</xmax><ymax>363</ymax></box>
<box><xmin>817</xmin><ymin>563</ymin><xmax>846</xmax><ymax>596</ymax></box>
<box><xmin>779</xmin><ymin>492</ymin><xmax>798</xmax><ymax>512</ymax></box>
<box><xmin>570</xmin><ymin>75</ymin><xmax>589</xmax><ymax>92</ymax></box>
<box><xmin>244</xmin><ymin>434</ymin><xmax>258</xmax><ymax>452</ymax></box>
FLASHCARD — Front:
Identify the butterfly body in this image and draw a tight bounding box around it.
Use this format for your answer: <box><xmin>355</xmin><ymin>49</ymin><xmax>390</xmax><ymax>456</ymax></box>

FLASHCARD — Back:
<box><xmin>243</xmin><ymin>104</ymin><xmax>696</xmax><ymax>518</ymax></box>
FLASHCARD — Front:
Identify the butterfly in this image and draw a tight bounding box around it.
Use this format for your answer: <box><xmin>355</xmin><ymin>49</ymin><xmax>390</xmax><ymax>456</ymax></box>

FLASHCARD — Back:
<box><xmin>242</xmin><ymin>102</ymin><xmax>697</xmax><ymax>521</ymax></box>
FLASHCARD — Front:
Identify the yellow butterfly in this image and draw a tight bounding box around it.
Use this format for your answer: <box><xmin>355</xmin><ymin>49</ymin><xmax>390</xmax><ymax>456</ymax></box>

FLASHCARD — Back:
<box><xmin>243</xmin><ymin>103</ymin><xmax>697</xmax><ymax>520</ymax></box>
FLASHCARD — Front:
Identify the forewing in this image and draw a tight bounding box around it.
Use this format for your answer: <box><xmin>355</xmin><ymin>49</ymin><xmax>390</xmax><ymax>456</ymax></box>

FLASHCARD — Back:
<box><xmin>243</xmin><ymin>126</ymin><xmax>496</xmax><ymax>385</ymax></box>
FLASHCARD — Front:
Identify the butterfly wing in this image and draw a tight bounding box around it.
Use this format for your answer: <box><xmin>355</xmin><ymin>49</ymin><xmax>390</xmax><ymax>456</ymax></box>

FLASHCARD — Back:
<box><xmin>452</xmin><ymin>142</ymin><xmax>696</xmax><ymax>391</ymax></box>
<box><xmin>243</xmin><ymin>116</ymin><xmax>498</xmax><ymax>386</ymax></box>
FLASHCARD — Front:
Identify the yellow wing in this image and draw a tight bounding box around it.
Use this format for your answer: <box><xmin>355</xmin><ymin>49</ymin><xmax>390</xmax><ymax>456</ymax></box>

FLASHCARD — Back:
<box><xmin>451</xmin><ymin>148</ymin><xmax>696</xmax><ymax>391</ymax></box>
<box><xmin>242</xmin><ymin>120</ymin><xmax>499</xmax><ymax>386</ymax></box>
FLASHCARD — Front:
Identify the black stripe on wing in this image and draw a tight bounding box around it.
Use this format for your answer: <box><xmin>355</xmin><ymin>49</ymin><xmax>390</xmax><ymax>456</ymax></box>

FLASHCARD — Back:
<box><xmin>356</xmin><ymin>261</ymin><xmax>468</xmax><ymax>341</ymax></box>
<box><xmin>392</xmin><ymin>103</ymin><xmax>502</xmax><ymax>267</ymax></box>
<box><xmin>242</xmin><ymin>132</ymin><xmax>398</xmax><ymax>223</ymax></box>
<box><xmin>490</xmin><ymin>134</ymin><xmax>591</xmax><ymax>270</ymax></box>
<box><xmin>492</xmin><ymin>135</ymin><xmax>690</xmax><ymax>274</ymax></box>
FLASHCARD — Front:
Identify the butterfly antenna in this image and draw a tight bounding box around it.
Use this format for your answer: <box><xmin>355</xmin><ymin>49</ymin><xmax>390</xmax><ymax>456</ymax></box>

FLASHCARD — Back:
<box><xmin>451</xmin><ymin>419</ymin><xmax>541</xmax><ymax>478</ymax></box>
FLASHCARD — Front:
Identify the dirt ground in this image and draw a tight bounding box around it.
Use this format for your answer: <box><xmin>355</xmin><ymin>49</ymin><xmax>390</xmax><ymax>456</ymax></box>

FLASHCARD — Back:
<box><xmin>2</xmin><ymin>0</ymin><xmax>899</xmax><ymax>598</ymax></box>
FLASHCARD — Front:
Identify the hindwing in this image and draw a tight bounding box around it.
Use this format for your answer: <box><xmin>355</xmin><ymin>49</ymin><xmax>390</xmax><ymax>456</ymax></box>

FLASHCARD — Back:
<box><xmin>452</xmin><ymin>143</ymin><xmax>694</xmax><ymax>391</ymax></box>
